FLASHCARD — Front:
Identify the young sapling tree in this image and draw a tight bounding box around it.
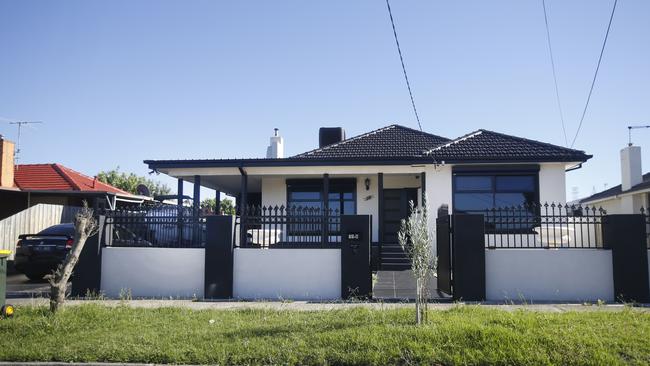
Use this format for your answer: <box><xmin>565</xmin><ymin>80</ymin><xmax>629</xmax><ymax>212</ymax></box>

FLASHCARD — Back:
<box><xmin>398</xmin><ymin>198</ymin><xmax>437</xmax><ymax>325</ymax></box>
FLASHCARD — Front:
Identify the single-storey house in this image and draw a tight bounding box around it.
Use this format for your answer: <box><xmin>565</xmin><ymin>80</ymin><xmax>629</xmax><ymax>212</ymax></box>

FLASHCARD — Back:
<box><xmin>145</xmin><ymin>124</ymin><xmax>591</xmax><ymax>268</ymax></box>
<box><xmin>580</xmin><ymin>144</ymin><xmax>649</xmax><ymax>214</ymax></box>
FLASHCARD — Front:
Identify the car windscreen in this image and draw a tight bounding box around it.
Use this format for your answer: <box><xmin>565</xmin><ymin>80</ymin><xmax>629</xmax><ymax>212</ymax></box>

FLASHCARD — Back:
<box><xmin>37</xmin><ymin>224</ymin><xmax>75</xmax><ymax>237</ymax></box>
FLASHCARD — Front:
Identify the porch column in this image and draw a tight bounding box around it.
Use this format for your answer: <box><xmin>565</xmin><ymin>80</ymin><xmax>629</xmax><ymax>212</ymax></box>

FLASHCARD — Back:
<box><xmin>420</xmin><ymin>171</ymin><xmax>426</xmax><ymax>207</ymax></box>
<box><xmin>215</xmin><ymin>190</ymin><xmax>221</xmax><ymax>215</ymax></box>
<box><xmin>239</xmin><ymin>168</ymin><xmax>248</xmax><ymax>246</ymax></box>
<box><xmin>193</xmin><ymin>175</ymin><xmax>201</xmax><ymax>219</ymax></box>
<box><xmin>193</xmin><ymin>175</ymin><xmax>201</xmax><ymax>245</ymax></box>
<box><xmin>377</xmin><ymin>173</ymin><xmax>384</xmax><ymax>268</ymax></box>
<box><xmin>177</xmin><ymin>178</ymin><xmax>184</xmax><ymax>245</ymax></box>
<box><xmin>322</xmin><ymin>173</ymin><xmax>329</xmax><ymax>246</ymax></box>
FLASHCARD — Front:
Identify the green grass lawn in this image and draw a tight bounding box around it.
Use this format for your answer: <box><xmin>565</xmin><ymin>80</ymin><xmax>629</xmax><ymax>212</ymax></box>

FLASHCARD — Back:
<box><xmin>1</xmin><ymin>304</ymin><xmax>649</xmax><ymax>365</ymax></box>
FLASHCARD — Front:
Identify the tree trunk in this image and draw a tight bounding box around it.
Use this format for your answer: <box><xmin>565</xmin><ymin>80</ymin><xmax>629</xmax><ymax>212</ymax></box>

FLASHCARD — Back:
<box><xmin>415</xmin><ymin>278</ymin><xmax>422</xmax><ymax>325</ymax></box>
<box><xmin>49</xmin><ymin>219</ymin><xmax>92</xmax><ymax>313</ymax></box>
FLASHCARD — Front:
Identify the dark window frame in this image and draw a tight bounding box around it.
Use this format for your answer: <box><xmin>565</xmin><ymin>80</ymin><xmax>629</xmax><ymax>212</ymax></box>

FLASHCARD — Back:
<box><xmin>452</xmin><ymin>166</ymin><xmax>541</xmax><ymax>233</ymax></box>
<box><xmin>286</xmin><ymin>178</ymin><xmax>357</xmax><ymax>235</ymax></box>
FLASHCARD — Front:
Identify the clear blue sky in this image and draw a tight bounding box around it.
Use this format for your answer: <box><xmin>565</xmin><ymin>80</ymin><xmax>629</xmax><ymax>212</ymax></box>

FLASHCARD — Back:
<box><xmin>1</xmin><ymin>0</ymin><xmax>648</xmax><ymax>201</ymax></box>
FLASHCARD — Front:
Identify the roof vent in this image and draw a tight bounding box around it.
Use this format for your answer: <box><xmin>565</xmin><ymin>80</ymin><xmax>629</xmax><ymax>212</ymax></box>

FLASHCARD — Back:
<box><xmin>319</xmin><ymin>127</ymin><xmax>346</xmax><ymax>148</ymax></box>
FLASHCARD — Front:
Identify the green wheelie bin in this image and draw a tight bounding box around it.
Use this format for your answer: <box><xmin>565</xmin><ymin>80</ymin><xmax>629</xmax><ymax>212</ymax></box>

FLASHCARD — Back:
<box><xmin>0</xmin><ymin>250</ymin><xmax>15</xmax><ymax>317</ymax></box>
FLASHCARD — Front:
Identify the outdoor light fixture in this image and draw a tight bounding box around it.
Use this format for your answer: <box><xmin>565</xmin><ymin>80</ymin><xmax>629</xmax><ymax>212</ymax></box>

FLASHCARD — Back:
<box><xmin>364</xmin><ymin>178</ymin><xmax>371</xmax><ymax>191</ymax></box>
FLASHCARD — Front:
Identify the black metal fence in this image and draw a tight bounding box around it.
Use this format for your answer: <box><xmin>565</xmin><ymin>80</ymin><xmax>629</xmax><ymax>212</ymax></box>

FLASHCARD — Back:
<box><xmin>103</xmin><ymin>204</ymin><xmax>206</xmax><ymax>248</ymax></box>
<box><xmin>483</xmin><ymin>202</ymin><xmax>606</xmax><ymax>249</ymax></box>
<box><xmin>236</xmin><ymin>205</ymin><xmax>342</xmax><ymax>248</ymax></box>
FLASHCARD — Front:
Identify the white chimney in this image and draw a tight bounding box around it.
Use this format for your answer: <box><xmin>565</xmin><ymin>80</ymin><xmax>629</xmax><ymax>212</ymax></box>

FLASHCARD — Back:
<box><xmin>620</xmin><ymin>145</ymin><xmax>642</xmax><ymax>190</ymax></box>
<box><xmin>266</xmin><ymin>128</ymin><xmax>284</xmax><ymax>159</ymax></box>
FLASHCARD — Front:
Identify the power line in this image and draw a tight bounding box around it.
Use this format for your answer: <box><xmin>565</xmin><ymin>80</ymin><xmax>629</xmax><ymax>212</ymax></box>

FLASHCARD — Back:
<box><xmin>570</xmin><ymin>0</ymin><xmax>618</xmax><ymax>148</ymax></box>
<box><xmin>541</xmin><ymin>0</ymin><xmax>568</xmax><ymax>147</ymax></box>
<box><xmin>385</xmin><ymin>0</ymin><xmax>422</xmax><ymax>131</ymax></box>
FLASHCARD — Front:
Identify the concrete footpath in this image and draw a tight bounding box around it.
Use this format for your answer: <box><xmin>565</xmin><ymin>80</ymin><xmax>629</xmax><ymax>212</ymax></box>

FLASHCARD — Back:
<box><xmin>9</xmin><ymin>297</ymin><xmax>647</xmax><ymax>312</ymax></box>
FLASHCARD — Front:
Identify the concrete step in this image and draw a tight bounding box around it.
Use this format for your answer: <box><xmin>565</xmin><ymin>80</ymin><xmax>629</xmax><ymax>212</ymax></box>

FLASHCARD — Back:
<box><xmin>381</xmin><ymin>263</ymin><xmax>412</xmax><ymax>270</ymax></box>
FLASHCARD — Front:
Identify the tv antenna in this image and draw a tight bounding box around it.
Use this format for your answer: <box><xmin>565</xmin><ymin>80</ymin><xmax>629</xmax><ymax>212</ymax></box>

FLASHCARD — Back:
<box><xmin>8</xmin><ymin>121</ymin><xmax>43</xmax><ymax>158</ymax></box>
<box><xmin>628</xmin><ymin>125</ymin><xmax>650</xmax><ymax>146</ymax></box>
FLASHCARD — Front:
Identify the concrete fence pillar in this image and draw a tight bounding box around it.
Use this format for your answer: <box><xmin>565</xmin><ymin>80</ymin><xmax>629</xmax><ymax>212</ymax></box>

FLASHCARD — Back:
<box><xmin>204</xmin><ymin>215</ymin><xmax>235</xmax><ymax>299</ymax></box>
<box><xmin>603</xmin><ymin>214</ymin><xmax>650</xmax><ymax>303</ymax></box>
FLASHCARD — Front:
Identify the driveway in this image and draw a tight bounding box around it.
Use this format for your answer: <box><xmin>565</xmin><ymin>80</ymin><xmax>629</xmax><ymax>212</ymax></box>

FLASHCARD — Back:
<box><xmin>6</xmin><ymin>273</ymin><xmax>52</xmax><ymax>298</ymax></box>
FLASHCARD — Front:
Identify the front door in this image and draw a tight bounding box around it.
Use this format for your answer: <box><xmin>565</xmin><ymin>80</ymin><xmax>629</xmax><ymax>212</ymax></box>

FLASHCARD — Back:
<box><xmin>380</xmin><ymin>188</ymin><xmax>418</xmax><ymax>270</ymax></box>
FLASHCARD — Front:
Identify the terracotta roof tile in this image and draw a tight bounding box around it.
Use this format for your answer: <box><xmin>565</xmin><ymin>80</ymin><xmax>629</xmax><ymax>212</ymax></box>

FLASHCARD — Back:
<box><xmin>14</xmin><ymin>163</ymin><xmax>134</xmax><ymax>196</ymax></box>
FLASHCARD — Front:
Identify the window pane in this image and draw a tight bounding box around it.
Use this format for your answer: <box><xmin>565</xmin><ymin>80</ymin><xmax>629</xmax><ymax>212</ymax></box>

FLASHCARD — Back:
<box><xmin>455</xmin><ymin>176</ymin><xmax>492</xmax><ymax>191</ymax></box>
<box><xmin>343</xmin><ymin>201</ymin><xmax>356</xmax><ymax>214</ymax></box>
<box><xmin>289</xmin><ymin>191</ymin><xmax>320</xmax><ymax>200</ymax></box>
<box><xmin>454</xmin><ymin>193</ymin><xmax>493</xmax><ymax>212</ymax></box>
<box><xmin>343</xmin><ymin>192</ymin><xmax>354</xmax><ymax>200</ymax></box>
<box><xmin>328</xmin><ymin>192</ymin><xmax>341</xmax><ymax>200</ymax></box>
<box><xmin>496</xmin><ymin>176</ymin><xmax>535</xmax><ymax>192</ymax></box>
<box><xmin>328</xmin><ymin>200</ymin><xmax>341</xmax><ymax>213</ymax></box>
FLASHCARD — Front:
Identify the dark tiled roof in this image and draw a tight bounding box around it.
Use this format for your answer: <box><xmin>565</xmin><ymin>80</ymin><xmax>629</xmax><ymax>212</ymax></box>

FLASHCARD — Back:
<box><xmin>145</xmin><ymin>125</ymin><xmax>593</xmax><ymax>169</ymax></box>
<box><xmin>425</xmin><ymin>129</ymin><xmax>591</xmax><ymax>163</ymax></box>
<box><xmin>292</xmin><ymin>125</ymin><xmax>450</xmax><ymax>159</ymax></box>
<box><xmin>580</xmin><ymin>172</ymin><xmax>650</xmax><ymax>203</ymax></box>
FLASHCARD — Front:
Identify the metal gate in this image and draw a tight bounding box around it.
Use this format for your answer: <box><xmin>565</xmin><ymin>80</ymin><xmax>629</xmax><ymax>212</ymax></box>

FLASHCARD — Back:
<box><xmin>436</xmin><ymin>214</ymin><xmax>452</xmax><ymax>295</ymax></box>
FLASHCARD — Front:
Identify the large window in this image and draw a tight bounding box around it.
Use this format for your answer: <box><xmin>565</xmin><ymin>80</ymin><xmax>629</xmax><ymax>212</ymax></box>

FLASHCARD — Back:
<box><xmin>453</xmin><ymin>174</ymin><xmax>538</xmax><ymax>215</ymax></box>
<box><xmin>286</xmin><ymin>179</ymin><xmax>356</xmax><ymax>235</ymax></box>
<box><xmin>286</xmin><ymin>179</ymin><xmax>356</xmax><ymax>214</ymax></box>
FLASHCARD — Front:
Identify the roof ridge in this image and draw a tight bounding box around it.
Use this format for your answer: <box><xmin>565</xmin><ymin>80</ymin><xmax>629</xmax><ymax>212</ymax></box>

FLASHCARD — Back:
<box><xmin>294</xmin><ymin>125</ymin><xmax>398</xmax><ymax>157</ymax></box>
<box><xmin>52</xmin><ymin>164</ymin><xmax>82</xmax><ymax>190</ymax></box>
<box><xmin>56</xmin><ymin>164</ymin><xmax>132</xmax><ymax>195</ymax></box>
<box><xmin>425</xmin><ymin>130</ymin><xmax>483</xmax><ymax>154</ymax></box>
<box><xmin>293</xmin><ymin>124</ymin><xmax>451</xmax><ymax>158</ymax></box>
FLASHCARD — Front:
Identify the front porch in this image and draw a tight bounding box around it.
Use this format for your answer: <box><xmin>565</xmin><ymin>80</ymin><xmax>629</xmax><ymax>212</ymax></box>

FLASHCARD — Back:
<box><xmin>176</xmin><ymin>169</ymin><xmax>431</xmax><ymax>265</ymax></box>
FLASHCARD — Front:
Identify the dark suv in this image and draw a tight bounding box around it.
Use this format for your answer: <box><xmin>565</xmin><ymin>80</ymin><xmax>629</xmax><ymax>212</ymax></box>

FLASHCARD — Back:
<box><xmin>14</xmin><ymin>223</ymin><xmax>75</xmax><ymax>281</ymax></box>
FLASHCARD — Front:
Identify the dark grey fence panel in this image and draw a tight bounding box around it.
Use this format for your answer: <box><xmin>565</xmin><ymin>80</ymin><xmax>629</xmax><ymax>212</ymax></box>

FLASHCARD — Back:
<box><xmin>341</xmin><ymin>215</ymin><xmax>371</xmax><ymax>299</ymax></box>
<box><xmin>452</xmin><ymin>214</ymin><xmax>485</xmax><ymax>301</ymax></box>
<box><xmin>204</xmin><ymin>215</ymin><xmax>235</xmax><ymax>299</ymax></box>
<box><xmin>603</xmin><ymin>214</ymin><xmax>650</xmax><ymax>303</ymax></box>
<box><xmin>70</xmin><ymin>215</ymin><xmax>104</xmax><ymax>297</ymax></box>
<box><xmin>436</xmin><ymin>214</ymin><xmax>452</xmax><ymax>295</ymax></box>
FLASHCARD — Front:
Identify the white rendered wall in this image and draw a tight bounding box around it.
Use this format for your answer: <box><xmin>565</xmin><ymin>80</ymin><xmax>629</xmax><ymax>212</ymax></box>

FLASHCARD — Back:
<box><xmin>356</xmin><ymin>175</ymin><xmax>379</xmax><ymax>242</ymax></box>
<box><xmin>261</xmin><ymin>177</ymin><xmax>286</xmax><ymax>208</ymax></box>
<box><xmin>101</xmin><ymin>247</ymin><xmax>205</xmax><ymax>298</ymax></box>
<box><xmin>539</xmin><ymin>163</ymin><xmax>567</xmax><ymax>204</ymax></box>
<box><xmin>486</xmin><ymin>249</ymin><xmax>614</xmax><ymax>302</ymax></box>
<box><xmin>426</xmin><ymin>164</ymin><xmax>453</xmax><ymax>258</ymax></box>
<box><xmin>233</xmin><ymin>248</ymin><xmax>341</xmax><ymax>300</ymax></box>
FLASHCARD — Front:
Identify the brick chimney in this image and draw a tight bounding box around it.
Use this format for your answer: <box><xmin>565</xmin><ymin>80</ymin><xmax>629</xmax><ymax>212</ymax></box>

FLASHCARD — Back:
<box><xmin>0</xmin><ymin>135</ymin><xmax>15</xmax><ymax>188</ymax></box>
